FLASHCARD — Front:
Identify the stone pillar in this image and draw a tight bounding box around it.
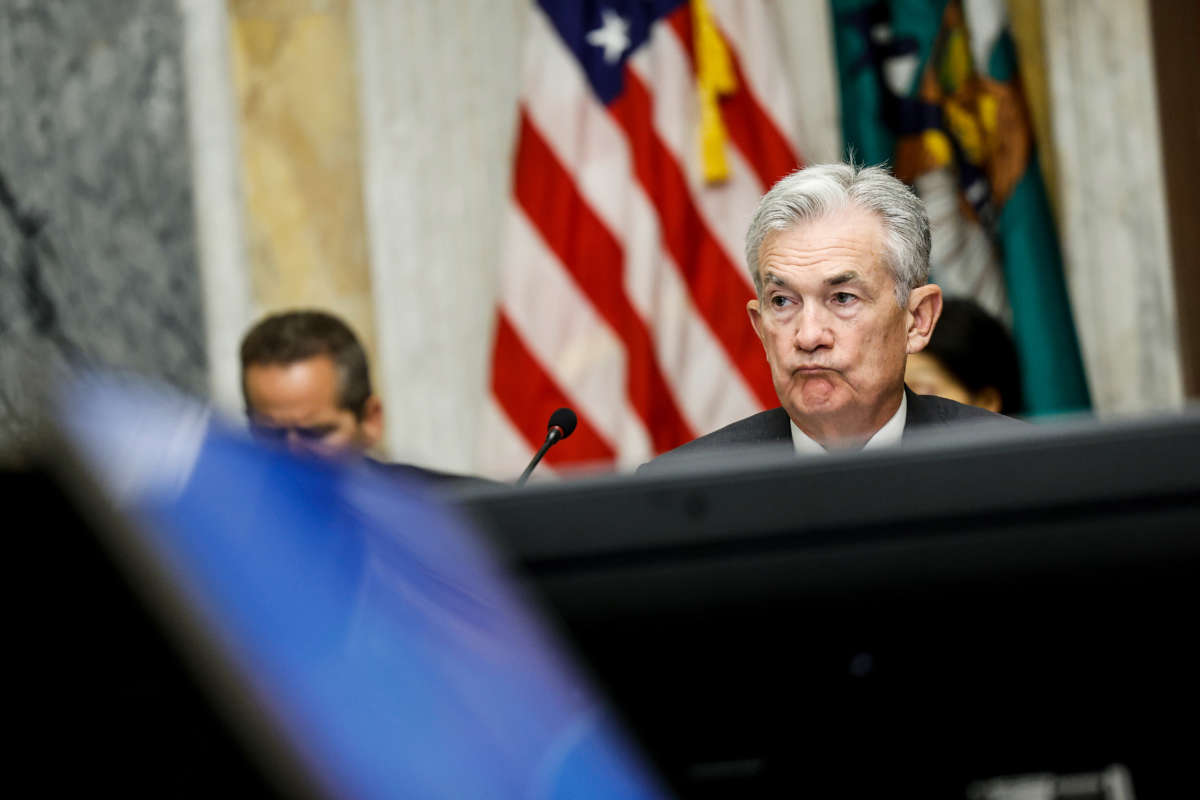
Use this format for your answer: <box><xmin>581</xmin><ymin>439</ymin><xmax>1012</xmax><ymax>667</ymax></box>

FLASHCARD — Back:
<box><xmin>180</xmin><ymin>0</ymin><xmax>253</xmax><ymax>415</ymax></box>
<box><xmin>354</xmin><ymin>0</ymin><xmax>526</xmax><ymax>472</ymax></box>
<box><xmin>226</xmin><ymin>0</ymin><xmax>378</xmax><ymax>398</ymax></box>
<box><xmin>1042</xmin><ymin>0</ymin><xmax>1183</xmax><ymax>414</ymax></box>
<box><xmin>0</xmin><ymin>0</ymin><xmax>208</xmax><ymax>454</ymax></box>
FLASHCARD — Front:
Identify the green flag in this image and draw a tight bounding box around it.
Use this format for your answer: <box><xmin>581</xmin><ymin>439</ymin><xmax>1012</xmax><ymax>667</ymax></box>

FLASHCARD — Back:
<box><xmin>831</xmin><ymin>0</ymin><xmax>1090</xmax><ymax>416</ymax></box>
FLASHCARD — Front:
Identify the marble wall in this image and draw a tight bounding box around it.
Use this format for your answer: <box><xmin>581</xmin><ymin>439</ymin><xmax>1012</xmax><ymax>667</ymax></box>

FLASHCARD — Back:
<box><xmin>354</xmin><ymin>0</ymin><xmax>526</xmax><ymax>472</ymax></box>
<box><xmin>180</xmin><ymin>0</ymin><xmax>252</xmax><ymax>417</ymax></box>
<box><xmin>1043</xmin><ymin>0</ymin><xmax>1183</xmax><ymax>414</ymax></box>
<box><xmin>0</xmin><ymin>0</ymin><xmax>207</xmax><ymax>455</ymax></box>
<box><xmin>227</xmin><ymin>0</ymin><xmax>378</xmax><ymax>382</ymax></box>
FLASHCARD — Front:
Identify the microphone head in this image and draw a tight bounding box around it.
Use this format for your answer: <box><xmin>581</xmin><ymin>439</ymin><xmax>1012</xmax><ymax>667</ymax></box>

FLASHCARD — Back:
<box><xmin>547</xmin><ymin>407</ymin><xmax>578</xmax><ymax>439</ymax></box>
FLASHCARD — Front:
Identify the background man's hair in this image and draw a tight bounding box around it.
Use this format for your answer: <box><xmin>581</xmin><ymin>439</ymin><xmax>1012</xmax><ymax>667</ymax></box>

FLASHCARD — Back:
<box><xmin>744</xmin><ymin>162</ymin><xmax>932</xmax><ymax>305</ymax></box>
<box><xmin>924</xmin><ymin>297</ymin><xmax>1024</xmax><ymax>415</ymax></box>
<box><xmin>239</xmin><ymin>310</ymin><xmax>373</xmax><ymax>418</ymax></box>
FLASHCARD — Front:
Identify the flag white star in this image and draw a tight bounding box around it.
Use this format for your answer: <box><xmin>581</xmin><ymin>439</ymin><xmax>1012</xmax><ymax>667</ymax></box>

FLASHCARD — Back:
<box><xmin>586</xmin><ymin>8</ymin><xmax>631</xmax><ymax>64</ymax></box>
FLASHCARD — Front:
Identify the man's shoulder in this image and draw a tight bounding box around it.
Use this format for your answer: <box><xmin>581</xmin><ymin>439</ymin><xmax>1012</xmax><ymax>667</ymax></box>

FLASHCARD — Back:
<box><xmin>368</xmin><ymin>459</ymin><xmax>498</xmax><ymax>488</ymax></box>
<box><xmin>672</xmin><ymin>407</ymin><xmax>793</xmax><ymax>451</ymax></box>
<box><xmin>638</xmin><ymin>407</ymin><xmax>792</xmax><ymax>473</ymax></box>
<box><xmin>905</xmin><ymin>389</ymin><xmax>1025</xmax><ymax>429</ymax></box>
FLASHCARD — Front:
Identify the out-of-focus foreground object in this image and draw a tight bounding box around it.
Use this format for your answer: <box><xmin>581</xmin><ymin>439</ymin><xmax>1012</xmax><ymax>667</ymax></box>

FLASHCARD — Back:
<box><xmin>8</xmin><ymin>374</ymin><xmax>666</xmax><ymax>799</ymax></box>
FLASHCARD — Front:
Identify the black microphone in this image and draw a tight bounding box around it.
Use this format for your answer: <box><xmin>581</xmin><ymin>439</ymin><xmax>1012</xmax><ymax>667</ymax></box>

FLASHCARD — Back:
<box><xmin>516</xmin><ymin>408</ymin><xmax>578</xmax><ymax>486</ymax></box>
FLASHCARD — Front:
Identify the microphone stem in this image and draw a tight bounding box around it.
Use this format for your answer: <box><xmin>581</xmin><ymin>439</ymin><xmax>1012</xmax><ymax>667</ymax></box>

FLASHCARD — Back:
<box><xmin>516</xmin><ymin>429</ymin><xmax>562</xmax><ymax>487</ymax></box>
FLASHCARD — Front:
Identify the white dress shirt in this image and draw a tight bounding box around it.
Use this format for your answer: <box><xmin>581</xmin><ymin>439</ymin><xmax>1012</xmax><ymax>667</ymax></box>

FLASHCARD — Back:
<box><xmin>790</xmin><ymin>390</ymin><xmax>908</xmax><ymax>455</ymax></box>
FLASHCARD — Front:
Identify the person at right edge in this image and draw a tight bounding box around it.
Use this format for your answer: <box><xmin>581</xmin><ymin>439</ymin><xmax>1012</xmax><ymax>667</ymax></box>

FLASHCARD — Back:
<box><xmin>905</xmin><ymin>297</ymin><xmax>1024</xmax><ymax>417</ymax></box>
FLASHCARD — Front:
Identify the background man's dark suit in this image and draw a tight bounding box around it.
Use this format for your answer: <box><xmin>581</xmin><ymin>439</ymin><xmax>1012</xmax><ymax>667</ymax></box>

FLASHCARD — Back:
<box><xmin>371</xmin><ymin>460</ymin><xmax>497</xmax><ymax>489</ymax></box>
<box><xmin>644</xmin><ymin>387</ymin><xmax>1020</xmax><ymax>469</ymax></box>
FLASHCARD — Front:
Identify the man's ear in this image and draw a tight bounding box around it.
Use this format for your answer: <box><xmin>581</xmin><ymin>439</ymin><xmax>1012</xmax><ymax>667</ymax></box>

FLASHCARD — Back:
<box><xmin>359</xmin><ymin>394</ymin><xmax>384</xmax><ymax>449</ymax></box>
<box><xmin>747</xmin><ymin>297</ymin><xmax>766</xmax><ymax>345</ymax></box>
<box><xmin>905</xmin><ymin>284</ymin><xmax>943</xmax><ymax>354</ymax></box>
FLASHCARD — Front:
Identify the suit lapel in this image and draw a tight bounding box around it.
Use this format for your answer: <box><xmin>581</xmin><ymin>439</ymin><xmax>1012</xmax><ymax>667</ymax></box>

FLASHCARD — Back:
<box><xmin>762</xmin><ymin>407</ymin><xmax>794</xmax><ymax>442</ymax></box>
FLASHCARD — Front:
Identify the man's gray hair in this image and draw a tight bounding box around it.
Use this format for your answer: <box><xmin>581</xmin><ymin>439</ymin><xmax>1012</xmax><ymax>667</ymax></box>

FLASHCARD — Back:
<box><xmin>744</xmin><ymin>163</ymin><xmax>931</xmax><ymax>305</ymax></box>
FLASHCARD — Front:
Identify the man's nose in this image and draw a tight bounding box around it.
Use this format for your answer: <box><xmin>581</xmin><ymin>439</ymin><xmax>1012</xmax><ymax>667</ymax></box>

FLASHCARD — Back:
<box><xmin>792</xmin><ymin>306</ymin><xmax>833</xmax><ymax>352</ymax></box>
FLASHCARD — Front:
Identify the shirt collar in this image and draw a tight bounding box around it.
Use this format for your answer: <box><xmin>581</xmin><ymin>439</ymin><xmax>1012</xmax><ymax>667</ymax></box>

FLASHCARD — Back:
<box><xmin>789</xmin><ymin>390</ymin><xmax>907</xmax><ymax>455</ymax></box>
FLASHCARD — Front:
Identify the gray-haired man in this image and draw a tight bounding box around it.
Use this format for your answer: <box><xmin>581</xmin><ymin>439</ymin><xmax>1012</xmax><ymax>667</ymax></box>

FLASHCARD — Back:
<box><xmin>649</xmin><ymin>163</ymin><xmax>1015</xmax><ymax>465</ymax></box>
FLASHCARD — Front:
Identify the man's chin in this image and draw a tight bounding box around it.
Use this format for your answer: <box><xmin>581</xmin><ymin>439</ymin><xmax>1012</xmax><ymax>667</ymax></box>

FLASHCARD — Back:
<box><xmin>785</xmin><ymin>376</ymin><xmax>844</xmax><ymax>408</ymax></box>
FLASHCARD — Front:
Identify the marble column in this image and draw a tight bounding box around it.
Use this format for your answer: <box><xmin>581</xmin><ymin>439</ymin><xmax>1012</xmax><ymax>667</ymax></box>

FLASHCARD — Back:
<box><xmin>0</xmin><ymin>0</ymin><xmax>208</xmax><ymax>455</ymax></box>
<box><xmin>180</xmin><ymin>0</ymin><xmax>253</xmax><ymax>416</ymax></box>
<box><xmin>226</xmin><ymin>0</ymin><xmax>378</xmax><ymax>385</ymax></box>
<box><xmin>354</xmin><ymin>0</ymin><xmax>526</xmax><ymax>473</ymax></box>
<box><xmin>1042</xmin><ymin>0</ymin><xmax>1183</xmax><ymax>414</ymax></box>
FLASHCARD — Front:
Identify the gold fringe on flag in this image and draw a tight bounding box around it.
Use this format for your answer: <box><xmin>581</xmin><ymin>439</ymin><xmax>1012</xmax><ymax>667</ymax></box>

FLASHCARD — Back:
<box><xmin>692</xmin><ymin>0</ymin><xmax>737</xmax><ymax>184</ymax></box>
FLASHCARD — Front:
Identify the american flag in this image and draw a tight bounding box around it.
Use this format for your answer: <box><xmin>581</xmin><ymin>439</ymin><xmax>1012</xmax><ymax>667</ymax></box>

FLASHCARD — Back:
<box><xmin>480</xmin><ymin>0</ymin><xmax>806</xmax><ymax>477</ymax></box>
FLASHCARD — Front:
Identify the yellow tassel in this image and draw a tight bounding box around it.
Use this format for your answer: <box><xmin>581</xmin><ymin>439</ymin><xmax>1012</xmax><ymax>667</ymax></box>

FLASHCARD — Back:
<box><xmin>693</xmin><ymin>0</ymin><xmax>737</xmax><ymax>183</ymax></box>
<box><xmin>922</xmin><ymin>129</ymin><xmax>954</xmax><ymax>168</ymax></box>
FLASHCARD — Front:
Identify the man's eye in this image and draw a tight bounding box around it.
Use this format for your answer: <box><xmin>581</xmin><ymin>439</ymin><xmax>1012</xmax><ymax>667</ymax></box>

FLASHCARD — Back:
<box><xmin>249</xmin><ymin>423</ymin><xmax>287</xmax><ymax>442</ymax></box>
<box><xmin>832</xmin><ymin>292</ymin><xmax>857</xmax><ymax>305</ymax></box>
<box><xmin>770</xmin><ymin>295</ymin><xmax>792</xmax><ymax>308</ymax></box>
<box><xmin>296</xmin><ymin>425</ymin><xmax>338</xmax><ymax>441</ymax></box>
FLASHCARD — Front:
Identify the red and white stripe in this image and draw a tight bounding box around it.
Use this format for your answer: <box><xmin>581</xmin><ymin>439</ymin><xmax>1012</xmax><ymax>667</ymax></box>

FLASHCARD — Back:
<box><xmin>482</xmin><ymin>1</ymin><xmax>807</xmax><ymax>478</ymax></box>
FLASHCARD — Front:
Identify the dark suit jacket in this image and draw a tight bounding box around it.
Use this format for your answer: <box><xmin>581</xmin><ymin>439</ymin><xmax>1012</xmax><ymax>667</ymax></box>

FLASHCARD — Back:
<box><xmin>369</xmin><ymin>459</ymin><xmax>498</xmax><ymax>490</ymax></box>
<box><xmin>642</xmin><ymin>387</ymin><xmax>1020</xmax><ymax>471</ymax></box>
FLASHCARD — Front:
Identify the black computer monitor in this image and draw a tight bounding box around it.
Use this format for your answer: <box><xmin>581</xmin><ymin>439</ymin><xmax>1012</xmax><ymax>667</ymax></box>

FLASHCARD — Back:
<box><xmin>455</xmin><ymin>413</ymin><xmax>1200</xmax><ymax>798</ymax></box>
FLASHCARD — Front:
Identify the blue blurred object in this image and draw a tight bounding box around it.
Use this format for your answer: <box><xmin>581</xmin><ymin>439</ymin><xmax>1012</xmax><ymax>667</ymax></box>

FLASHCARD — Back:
<box><xmin>58</xmin><ymin>375</ymin><xmax>667</xmax><ymax>800</ymax></box>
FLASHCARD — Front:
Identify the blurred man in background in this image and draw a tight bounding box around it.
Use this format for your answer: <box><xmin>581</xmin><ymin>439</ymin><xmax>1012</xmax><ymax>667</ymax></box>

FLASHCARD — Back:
<box><xmin>240</xmin><ymin>310</ymin><xmax>489</xmax><ymax>488</ymax></box>
<box><xmin>240</xmin><ymin>310</ymin><xmax>383</xmax><ymax>458</ymax></box>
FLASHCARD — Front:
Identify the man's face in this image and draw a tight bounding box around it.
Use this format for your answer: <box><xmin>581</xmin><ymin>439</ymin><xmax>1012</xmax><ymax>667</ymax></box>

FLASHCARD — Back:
<box><xmin>747</xmin><ymin>206</ymin><xmax>940</xmax><ymax>445</ymax></box>
<box><xmin>243</xmin><ymin>355</ymin><xmax>381</xmax><ymax>457</ymax></box>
